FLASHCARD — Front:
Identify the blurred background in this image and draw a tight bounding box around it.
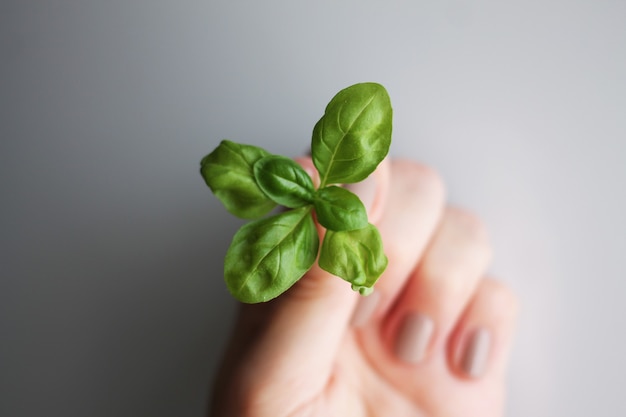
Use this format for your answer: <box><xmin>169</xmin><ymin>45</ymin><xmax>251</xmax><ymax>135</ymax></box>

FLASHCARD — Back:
<box><xmin>1</xmin><ymin>1</ymin><xmax>624</xmax><ymax>416</ymax></box>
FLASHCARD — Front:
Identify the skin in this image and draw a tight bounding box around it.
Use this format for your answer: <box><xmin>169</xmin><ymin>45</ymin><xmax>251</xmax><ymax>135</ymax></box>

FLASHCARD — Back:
<box><xmin>210</xmin><ymin>157</ymin><xmax>519</xmax><ymax>417</ymax></box>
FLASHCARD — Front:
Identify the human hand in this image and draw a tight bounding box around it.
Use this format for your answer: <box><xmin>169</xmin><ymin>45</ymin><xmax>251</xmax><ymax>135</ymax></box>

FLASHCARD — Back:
<box><xmin>210</xmin><ymin>157</ymin><xmax>519</xmax><ymax>417</ymax></box>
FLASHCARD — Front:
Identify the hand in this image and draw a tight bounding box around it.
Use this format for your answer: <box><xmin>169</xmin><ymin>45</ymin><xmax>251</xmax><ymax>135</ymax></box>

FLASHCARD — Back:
<box><xmin>210</xmin><ymin>157</ymin><xmax>519</xmax><ymax>417</ymax></box>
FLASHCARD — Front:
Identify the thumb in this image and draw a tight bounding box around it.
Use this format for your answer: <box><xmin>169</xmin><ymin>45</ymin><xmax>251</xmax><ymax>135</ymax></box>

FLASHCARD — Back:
<box><xmin>232</xmin><ymin>157</ymin><xmax>390</xmax><ymax>410</ymax></box>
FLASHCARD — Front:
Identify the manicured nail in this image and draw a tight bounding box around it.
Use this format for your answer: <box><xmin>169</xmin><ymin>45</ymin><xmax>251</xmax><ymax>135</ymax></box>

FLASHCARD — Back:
<box><xmin>395</xmin><ymin>312</ymin><xmax>434</xmax><ymax>364</ymax></box>
<box><xmin>350</xmin><ymin>290</ymin><xmax>380</xmax><ymax>327</ymax></box>
<box><xmin>461</xmin><ymin>328</ymin><xmax>491</xmax><ymax>378</ymax></box>
<box><xmin>345</xmin><ymin>175</ymin><xmax>377</xmax><ymax>213</ymax></box>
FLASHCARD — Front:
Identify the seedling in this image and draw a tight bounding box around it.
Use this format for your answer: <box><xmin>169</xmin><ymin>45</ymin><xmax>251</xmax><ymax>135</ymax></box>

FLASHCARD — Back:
<box><xmin>200</xmin><ymin>82</ymin><xmax>392</xmax><ymax>303</ymax></box>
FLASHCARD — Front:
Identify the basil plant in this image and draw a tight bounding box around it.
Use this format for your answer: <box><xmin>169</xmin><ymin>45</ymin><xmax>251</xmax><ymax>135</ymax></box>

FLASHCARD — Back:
<box><xmin>200</xmin><ymin>82</ymin><xmax>392</xmax><ymax>303</ymax></box>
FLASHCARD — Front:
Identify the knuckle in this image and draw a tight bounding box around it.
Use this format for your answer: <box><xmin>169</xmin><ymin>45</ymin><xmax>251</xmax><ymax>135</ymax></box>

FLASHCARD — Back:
<box><xmin>392</xmin><ymin>159</ymin><xmax>446</xmax><ymax>205</ymax></box>
<box><xmin>418</xmin><ymin>207</ymin><xmax>493</xmax><ymax>289</ymax></box>
<box><xmin>382</xmin><ymin>160</ymin><xmax>447</xmax><ymax>267</ymax></box>
<box><xmin>482</xmin><ymin>277</ymin><xmax>521</xmax><ymax>316</ymax></box>
<box><xmin>445</xmin><ymin>206</ymin><xmax>491</xmax><ymax>248</ymax></box>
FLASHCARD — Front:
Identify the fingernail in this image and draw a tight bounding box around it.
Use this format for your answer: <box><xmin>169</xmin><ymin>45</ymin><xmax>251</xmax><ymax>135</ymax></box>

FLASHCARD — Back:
<box><xmin>460</xmin><ymin>328</ymin><xmax>491</xmax><ymax>378</ymax></box>
<box><xmin>345</xmin><ymin>175</ymin><xmax>377</xmax><ymax>214</ymax></box>
<box><xmin>350</xmin><ymin>290</ymin><xmax>380</xmax><ymax>327</ymax></box>
<box><xmin>395</xmin><ymin>312</ymin><xmax>434</xmax><ymax>364</ymax></box>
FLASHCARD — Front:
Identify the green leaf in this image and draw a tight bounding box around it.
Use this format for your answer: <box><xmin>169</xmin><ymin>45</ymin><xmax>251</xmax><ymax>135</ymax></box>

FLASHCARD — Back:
<box><xmin>224</xmin><ymin>206</ymin><xmax>319</xmax><ymax>303</ymax></box>
<box><xmin>318</xmin><ymin>223</ymin><xmax>388</xmax><ymax>294</ymax></box>
<box><xmin>200</xmin><ymin>140</ymin><xmax>277</xmax><ymax>219</ymax></box>
<box><xmin>313</xmin><ymin>186</ymin><xmax>368</xmax><ymax>231</ymax></box>
<box><xmin>312</xmin><ymin>82</ymin><xmax>392</xmax><ymax>187</ymax></box>
<box><xmin>253</xmin><ymin>155</ymin><xmax>315</xmax><ymax>208</ymax></box>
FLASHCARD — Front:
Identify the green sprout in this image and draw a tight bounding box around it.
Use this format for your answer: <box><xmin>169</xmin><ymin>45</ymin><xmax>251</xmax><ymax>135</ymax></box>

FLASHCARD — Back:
<box><xmin>200</xmin><ymin>82</ymin><xmax>393</xmax><ymax>303</ymax></box>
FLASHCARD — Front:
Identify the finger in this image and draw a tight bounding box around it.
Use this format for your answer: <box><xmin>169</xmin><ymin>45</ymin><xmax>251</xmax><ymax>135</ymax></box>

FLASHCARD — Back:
<box><xmin>230</xmin><ymin>157</ymin><xmax>391</xmax><ymax>412</ymax></box>
<box><xmin>350</xmin><ymin>160</ymin><xmax>446</xmax><ymax>327</ymax></box>
<box><xmin>388</xmin><ymin>207</ymin><xmax>493</xmax><ymax>365</ymax></box>
<box><xmin>449</xmin><ymin>277</ymin><xmax>520</xmax><ymax>380</ymax></box>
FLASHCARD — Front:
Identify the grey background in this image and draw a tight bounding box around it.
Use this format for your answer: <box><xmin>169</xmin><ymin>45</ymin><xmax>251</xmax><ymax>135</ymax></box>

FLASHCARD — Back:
<box><xmin>1</xmin><ymin>1</ymin><xmax>624</xmax><ymax>416</ymax></box>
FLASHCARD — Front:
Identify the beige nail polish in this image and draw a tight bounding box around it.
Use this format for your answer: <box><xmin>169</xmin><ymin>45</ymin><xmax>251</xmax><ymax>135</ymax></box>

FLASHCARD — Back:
<box><xmin>395</xmin><ymin>313</ymin><xmax>434</xmax><ymax>364</ymax></box>
<box><xmin>350</xmin><ymin>290</ymin><xmax>380</xmax><ymax>327</ymax></box>
<box><xmin>345</xmin><ymin>175</ymin><xmax>377</xmax><ymax>213</ymax></box>
<box><xmin>461</xmin><ymin>328</ymin><xmax>491</xmax><ymax>378</ymax></box>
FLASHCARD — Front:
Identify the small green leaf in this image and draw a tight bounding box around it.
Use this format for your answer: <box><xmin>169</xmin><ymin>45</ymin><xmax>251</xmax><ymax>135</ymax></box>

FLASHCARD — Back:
<box><xmin>318</xmin><ymin>224</ymin><xmax>387</xmax><ymax>294</ymax></box>
<box><xmin>312</xmin><ymin>83</ymin><xmax>392</xmax><ymax>187</ymax></box>
<box><xmin>313</xmin><ymin>186</ymin><xmax>367</xmax><ymax>231</ymax></box>
<box><xmin>200</xmin><ymin>140</ymin><xmax>276</xmax><ymax>219</ymax></box>
<box><xmin>253</xmin><ymin>155</ymin><xmax>315</xmax><ymax>208</ymax></box>
<box><xmin>224</xmin><ymin>206</ymin><xmax>319</xmax><ymax>303</ymax></box>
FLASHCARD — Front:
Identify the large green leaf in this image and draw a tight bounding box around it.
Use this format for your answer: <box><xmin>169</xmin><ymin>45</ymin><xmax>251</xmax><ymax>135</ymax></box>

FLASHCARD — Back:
<box><xmin>224</xmin><ymin>207</ymin><xmax>319</xmax><ymax>303</ymax></box>
<box><xmin>253</xmin><ymin>155</ymin><xmax>315</xmax><ymax>208</ymax></box>
<box><xmin>312</xmin><ymin>83</ymin><xmax>392</xmax><ymax>187</ymax></box>
<box><xmin>318</xmin><ymin>223</ymin><xmax>387</xmax><ymax>295</ymax></box>
<box><xmin>200</xmin><ymin>140</ymin><xmax>276</xmax><ymax>219</ymax></box>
